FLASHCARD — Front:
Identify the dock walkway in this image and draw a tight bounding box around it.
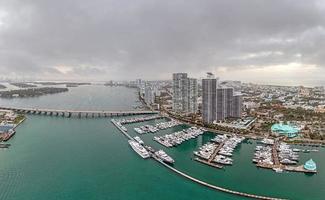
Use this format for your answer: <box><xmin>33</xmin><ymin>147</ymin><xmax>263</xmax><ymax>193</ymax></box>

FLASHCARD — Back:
<box><xmin>208</xmin><ymin>142</ymin><xmax>224</xmax><ymax>163</ymax></box>
<box><xmin>111</xmin><ymin>120</ymin><xmax>133</xmax><ymax>141</ymax></box>
<box><xmin>194</xmin><ymin>158</ymin><xmax>223</xmax><ymax>169</ymax></box>
<box><xmin>154</xmin><ymin>157</ymin><xmax>286</xmax><ymax>200</ymax></box>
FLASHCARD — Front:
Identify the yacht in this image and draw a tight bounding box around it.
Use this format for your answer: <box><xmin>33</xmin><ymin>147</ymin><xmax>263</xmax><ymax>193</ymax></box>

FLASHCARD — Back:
<box><xmin>128</xmin><ymin>140</ymin><xmax>150</xmax><ymax>159</ymax></box>
<box><xmin>134</xmin><ymin>136</ymin><xmax>144</xmax><ymax>145</ymax></box>
<box><xmin>155</xmin><ymin>150</ymin><xmax>175</xmax><ymax>164</ymax></box>
<box><xmin>134</xmin><ymin>128</ymin><xmax>144</xmax><ymax>134</ymax></box>
<box><xmin>273</xmin><ymin>168</ymin><xmax>283</xmax><ymax>173</ymax></box>
<box><xmin>280</xmin><ymin>158</ymin><xmax>297</xmax><ymax>165</ymax></box>
<box><xmin>121</xmin><ymin>126</ymin><xmax>127</xmax><ymax>132</ymax></box>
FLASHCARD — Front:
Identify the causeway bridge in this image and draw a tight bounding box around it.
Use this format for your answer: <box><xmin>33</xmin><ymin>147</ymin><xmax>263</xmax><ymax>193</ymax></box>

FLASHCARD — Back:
<box><xmin>0</xmin><ymin>106</ymin><xmax>159</xmax><ymax>118</ymax></box>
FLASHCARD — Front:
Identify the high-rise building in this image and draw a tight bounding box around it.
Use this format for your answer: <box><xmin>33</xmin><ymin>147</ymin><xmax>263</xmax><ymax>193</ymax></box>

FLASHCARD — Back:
<box><xmin>231</xmin><ymin>93</ymin><xmax>242</xmax><ymax>118</ymax></box>
<box><xmin>144</xmin><ymin>84</ymin><xmax>154</xmax><ymax>105</ymax></box>
<box><xmin>216</xmin><ymin>87</ymin><xmax>236</xmax><ymax>121</ymax></box>
<box><xmin>187</xmin><ymin>78</ymin><xmax>198</xmax><ymax>113</ymax></box>
<box><xmin>172</xmin><ymin>73</ymin><xmax>188</xmax><ymax>112</ymax></box>
<box><xmin>172</xmin><ymin>73</ymin><xmax>198</xmax><ymax>113</ymax></box>
<box><xmin>202</xmin><ymin>73</ymin><xmax>242</xmax><ymax>124</ymax></box>
<box><xmin>202</xmin><ymin>75</ymin><xmax>217</xmax><ymax>124</ymax></box>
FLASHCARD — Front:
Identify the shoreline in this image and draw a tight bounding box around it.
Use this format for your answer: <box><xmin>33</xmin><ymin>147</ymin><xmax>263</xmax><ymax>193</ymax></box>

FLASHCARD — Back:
<box><xmin>163</xmin><ymin>112</ymin><xmax>325</xmax><ymax>147</ymax></box>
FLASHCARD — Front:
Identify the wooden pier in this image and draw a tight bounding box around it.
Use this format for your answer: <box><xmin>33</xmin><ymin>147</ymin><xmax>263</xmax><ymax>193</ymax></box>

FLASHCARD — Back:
<box><xmin>272</xmin><ymin>140</ymin><xmax>280</xmax><ymax>166</ymax></box>
<box><xmin>285</xmin><ymin>165</ymin><xmax>317</xmax><ymax>174</ymax></box>
<box><xmin>208</xmin><ymin>142</ymin><xmax>225</xmax><ymax>163</ymax></box>
<box><xmin>194</xmin><ymin>158</ymin><xmax>223</xmax><ymax>169</ymax></box>
<box><xmin>256</xmin><ymin>163</ymin><xmax>317</xmax><ymax>174</ymax></box>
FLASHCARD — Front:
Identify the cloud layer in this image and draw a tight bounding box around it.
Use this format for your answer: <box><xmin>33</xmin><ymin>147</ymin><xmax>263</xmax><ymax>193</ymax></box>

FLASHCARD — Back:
<box><xmin>0</xmin><ymin>0</ymin><xmax>324</xmax><ymax>85</ymax></box>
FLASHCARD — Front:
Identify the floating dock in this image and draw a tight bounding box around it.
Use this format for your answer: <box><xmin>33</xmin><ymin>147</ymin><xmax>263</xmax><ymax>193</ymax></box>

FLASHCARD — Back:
<box><xmin>208</xmin><ymin>142</ymin><xmax>225</xmax><ymax>162</ymax></box>
<box><xmin>257</xmin><ymin>163</ymin><xmax>317</xmax><ymax>174</ymax></box>
<box><xmin>194</xmin><ymin>158</ymin><xmax>223</xmax><ymax>169</ymax></box>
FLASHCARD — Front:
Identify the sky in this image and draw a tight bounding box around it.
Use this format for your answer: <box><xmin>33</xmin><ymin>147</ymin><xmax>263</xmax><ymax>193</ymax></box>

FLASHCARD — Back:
<box><xmin>0</xmin><ymin>0</ymin><xmax>324</xmax><ymax>86</ymax></box>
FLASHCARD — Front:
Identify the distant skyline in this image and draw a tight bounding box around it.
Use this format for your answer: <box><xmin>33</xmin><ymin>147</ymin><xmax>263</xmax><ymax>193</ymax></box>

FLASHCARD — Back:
<box><xmin>0</xmin><ymin>0</ymin><xmax>324</xmax><ymax>86</ymax></box>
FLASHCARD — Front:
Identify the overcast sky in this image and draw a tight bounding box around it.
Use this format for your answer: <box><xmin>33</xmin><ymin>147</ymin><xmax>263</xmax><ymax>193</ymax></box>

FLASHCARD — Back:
<box><xmin>0</xmin><ymin>0</ymin><xmax>324</xmax><ymax>86</ymax></box>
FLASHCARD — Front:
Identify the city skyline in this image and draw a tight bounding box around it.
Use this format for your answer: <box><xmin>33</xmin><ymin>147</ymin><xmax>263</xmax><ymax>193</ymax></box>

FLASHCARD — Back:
<box><xmin>0</xmin><ymin>1</ymin><xmax>324</xmax><ymax>199</ymax></box>
<box><xmin>0</xmin><ymin>0</ymin><xmax>325</xmax><ymax>86</ymax></box>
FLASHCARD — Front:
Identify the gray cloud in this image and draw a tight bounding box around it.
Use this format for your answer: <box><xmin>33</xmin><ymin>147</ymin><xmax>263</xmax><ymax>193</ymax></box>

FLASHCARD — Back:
<box><xmin>0</xmin><ymin>0</ymin><xmax>324</xmax><ymax>85</ymax></box>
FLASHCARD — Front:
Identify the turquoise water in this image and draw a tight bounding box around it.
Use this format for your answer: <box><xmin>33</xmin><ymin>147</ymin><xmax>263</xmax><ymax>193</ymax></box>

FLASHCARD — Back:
<box><xmin>0</xmin><ymin>85</ymin><xmax>141</xmax><ymax>111</ymax></box>
<box><xmin>0</xmin><ymin>85</ymin><xmax>324</xmax><ymax>200</ymax></box>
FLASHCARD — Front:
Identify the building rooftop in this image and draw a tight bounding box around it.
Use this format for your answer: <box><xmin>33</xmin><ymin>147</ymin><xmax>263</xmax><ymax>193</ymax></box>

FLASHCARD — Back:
<box><xmin>271</xmin><ymin>123</ymin><xmax>300</xmax><ymax>138</ymax></box>
<box><xmin>304</xmin><ymin>159</ymin><xmax>317</xmax><ymax>171</ymax></box>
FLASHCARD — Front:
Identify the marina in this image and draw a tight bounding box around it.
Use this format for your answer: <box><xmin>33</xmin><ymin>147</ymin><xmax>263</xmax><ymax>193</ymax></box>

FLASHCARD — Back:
<box><xmin>153</xmin><ymin>127</ymin><xmax>205</xmax><ymax>147</ymax></box>
<box><xmin>110</xmin><ymin>115</ymin><xmax>163</xmax><ymax>136</ymax></box>
<box><xmin>0</xmin><ymin>85</ymin><xmax>323</xmax><ymax>200</ymax></box>
<box><xmin>254</xmin><ymin>138</ymin><xmax>318</xmax><ymax>174</ymax></box>
<box><xmin>194</xmin><ymin>134</ymin><xmax>245</xmax><ymax>167</ymax></box>
<box><xmin>116</xmin><ymin>115</ymin><xmax>163</xmax><ymax>126</ymax></box>
<box><xmin>134</xmin><ymin>120</ymin><xmax>182</xmax><ymax>134</ymax></box>
<box><xmin>113</xmin><ymin>113</ymin><xmax>285</xmax><ymax>200</ymax></box>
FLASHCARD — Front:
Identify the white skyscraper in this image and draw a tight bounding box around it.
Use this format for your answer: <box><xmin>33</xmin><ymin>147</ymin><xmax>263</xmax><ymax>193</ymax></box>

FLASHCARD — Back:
<box><xmin>144</xmin><ymin>84</ymin><xmax>154</xmax><ymax>105</ymax></box>
<box><xmin>187</xmin><ymin>78</ymin><xmax>198</xmax><ymax>113</ymax></box>
<box><xmin>172</xmin><ymin>73</ymin><xmax>198</xmax><ymax>113</ymax></box>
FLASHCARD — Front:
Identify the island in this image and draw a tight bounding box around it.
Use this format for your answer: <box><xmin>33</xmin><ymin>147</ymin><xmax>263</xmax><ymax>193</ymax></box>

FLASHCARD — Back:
<box><xmin>0</xmin><ymin>87</ymin><xmax>69</xmax><ymax>98</ymax></box>
<box><xmin>34</xmin><ymin>82</ymin><xmax>91</xmax><ymax>87</ymax></box>
<box><xmin>10</xmin><ymin>82</ymin><xmax>37</xmax><ymax>88</ymax></box>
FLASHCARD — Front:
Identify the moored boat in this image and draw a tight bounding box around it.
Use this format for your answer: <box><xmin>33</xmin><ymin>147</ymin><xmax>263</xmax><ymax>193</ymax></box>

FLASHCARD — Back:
<box><xmin>128</xmin><ymin>140</ymin><xmax>150</xmax><ymax>159</ymax></box>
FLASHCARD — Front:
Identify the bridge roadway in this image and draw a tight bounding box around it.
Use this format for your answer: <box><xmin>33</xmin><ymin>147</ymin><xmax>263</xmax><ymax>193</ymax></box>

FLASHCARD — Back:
<box><xmin>0</xmin><ymin>106</ymin><xmax>158</xmax><ymax>118</ymax></box>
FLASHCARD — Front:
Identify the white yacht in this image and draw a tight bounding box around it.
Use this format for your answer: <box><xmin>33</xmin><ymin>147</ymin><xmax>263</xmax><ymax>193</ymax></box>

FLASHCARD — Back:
<box><xmin>128</xmin><ymin>140</ymin><xmax>150</xmax><ymax>159</ymax></box>
<box><xmin>134</xmin><ymin>136</ymin><xmax>144</xmax><ymax>145</ymax></box>
<box><xmin>155</xmin><ymin>150</ymin><xmax>175</xmax><ymax>164</ymax></box>
<box><xmin>273</xmin><ymin>168</ymin><xmax>283</xmax><ymax>173</ymax></box>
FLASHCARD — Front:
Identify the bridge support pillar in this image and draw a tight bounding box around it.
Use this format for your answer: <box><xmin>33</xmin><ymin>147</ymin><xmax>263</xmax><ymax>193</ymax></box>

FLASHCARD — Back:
<box><xmin>78</xmin><ymin>113</ymin><xmax>81</xmax><ymax>118</ymax></box>
<box><xmin>68</xmin><ymin>112</ymin><xmax>71</xmax><ymax>118</ymax></box>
